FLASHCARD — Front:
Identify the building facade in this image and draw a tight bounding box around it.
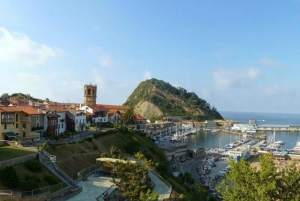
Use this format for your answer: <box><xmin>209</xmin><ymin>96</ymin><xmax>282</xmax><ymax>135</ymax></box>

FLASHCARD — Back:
<box><xmin>84</xmin><ymin>84</ymin><xmax>97</xmax><ymax>106</ymax></box>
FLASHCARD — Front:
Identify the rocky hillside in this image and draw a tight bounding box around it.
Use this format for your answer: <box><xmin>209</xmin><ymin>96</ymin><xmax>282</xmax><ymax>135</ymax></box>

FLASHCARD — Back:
<box><xmin>124</xmin><ymin>78</ymin><xmax>223</xmax><ymax>120</ymax></box>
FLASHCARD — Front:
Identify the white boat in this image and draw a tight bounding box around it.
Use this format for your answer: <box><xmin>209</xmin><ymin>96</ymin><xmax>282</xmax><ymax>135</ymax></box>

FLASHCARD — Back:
<box><xmin>273</xmin><ymin>131</ymin><xmax>284</xmax><ymax>145</ymax></box>
<box><xmin>293</xmin><ymin>139</ymin><xmax>300</xmax><ymax>152</ymax></box>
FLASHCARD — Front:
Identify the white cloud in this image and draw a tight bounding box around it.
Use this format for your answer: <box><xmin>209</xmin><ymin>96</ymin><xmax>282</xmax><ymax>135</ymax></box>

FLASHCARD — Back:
<box><xmin>88</xmin><ymin>47</ymin><xmax>115</xmax><ymax>68</ymax></box>
<box><xmin>143</xmin><ymin>70</ymin><xmax>152</xmax><ymax>80</ymax></box>
<box><xmin>213</xmin><ymin>67</ymin><xmax>260</xmax><ymax>91</ymax></box>
<box><xmin>260</xmin><ymin>57</ymin><xmax>287</xmax><ymax>69</ymax></box>
<box><xmin>247</xmin><ymin>68</ymin><xmax>260</xmax><ymax>78</ymax></box>
<box><xmin>263</xmin><ymin>85</ymin><xmax>296</xmax><ymax>96</ymax></box>
<box><xmin>0</xmin><ymin>27</ymin><xmax>63</xmax><ymax>67</ymax></box>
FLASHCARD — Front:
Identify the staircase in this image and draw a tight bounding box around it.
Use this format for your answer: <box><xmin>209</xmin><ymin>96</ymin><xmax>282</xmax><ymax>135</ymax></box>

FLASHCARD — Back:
<box><xmin>39</xmin><ymin>149</ymin><xmax>77</xmax><ymax>187</ymax></box>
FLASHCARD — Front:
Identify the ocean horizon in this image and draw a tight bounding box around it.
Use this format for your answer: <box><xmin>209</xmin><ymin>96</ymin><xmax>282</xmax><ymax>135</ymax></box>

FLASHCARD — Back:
<box><xmin>220</xmin><ymin>111</ymin><xmax>300</xmax><ymax>125</ymax></box>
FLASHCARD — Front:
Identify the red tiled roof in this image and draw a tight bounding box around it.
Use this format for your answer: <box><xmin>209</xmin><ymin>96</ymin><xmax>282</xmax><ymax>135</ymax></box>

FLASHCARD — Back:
<box><xmin>86</xmin><ymin>112</ymin><xmax>93</xmax><ymax>116</ymax></box>
<box><xmin>98</xmin><ymin>104</ymin><xmax>130</xmax><ymax>111</ymax></box>
<box><xmin>41</xmin><ymin>105</ymin><xmax>69</xmax><ymax>112</ymax></box>
<box><xmin>16</xmin><ymin>106</ymin><xmax>40</xmax><ymax>115</ymax></box>
<box><xmin>108</xmin><ymin>109</ymin><xmax>120</xmax><ymax>116</ymax></box>
<box><xmin>0</xmin><ymin>106</ymin><xmax>21</xmax><ymax>112</ymax></box>
<box><xmin>89</xmin><ymin>105</ymin><xmax>109</xmax><ymax>112</ymax></box>
<box><xmin>135</xmin><ymin>114</ymin><xmax>147</xmax><ymax>120</ymax></box>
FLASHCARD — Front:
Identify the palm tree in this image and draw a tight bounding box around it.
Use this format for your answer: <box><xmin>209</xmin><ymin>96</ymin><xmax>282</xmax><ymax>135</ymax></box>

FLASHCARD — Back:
<box><xmin>121</xmin><ymin>107</ymin><xmax>136</xmax><ymax>126</ymax></box>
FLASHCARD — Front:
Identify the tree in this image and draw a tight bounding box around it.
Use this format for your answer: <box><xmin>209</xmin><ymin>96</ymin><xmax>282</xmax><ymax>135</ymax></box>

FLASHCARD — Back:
<box><xmin>109</xmin><ymin>145</ymin><xmax>121</xmax><ymax>158</ymax></box>
<box><xmin>112</xmin><ymin>153</ymin><xmax>157</xmax><ymax>201</ymax></box>
<box><xmin>1</xmin><ymin>93</ymin><xmax>9</xmax><ymax>98</ymax></box>
<box><xmin>139</xmin><ymin>189</ymin><xmax>159</xmax><ymax>201</ymax></box>
<box><xmin>0</xmin><ymin>166</ymin><xmax>20</xmax><ymax>188</ymax></box>
<box><xmin>219</xmin><ymin>154</ymin><xmax>300</xmax><ymax>201</ymax></box>
<box><xmin>121</xmin><ymin>107</ymin><xmax>136</xmax><ymax>126</ymax></box>
<box><xmin>194</xmin><ymin>184</ymin><xmax>209</xmax><ymax>201</ymax></box>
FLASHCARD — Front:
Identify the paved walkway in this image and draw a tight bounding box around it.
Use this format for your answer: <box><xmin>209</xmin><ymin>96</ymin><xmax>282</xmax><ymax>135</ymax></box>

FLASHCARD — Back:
<box><xmin>67</xmin><ymin>176</ymin><xmax>115</xmax><ymax>201</ymax></box>
<box><xmin>148</xmin><ymin>171</ymin><xmax>172</xmax><ymax>201</ymax></box>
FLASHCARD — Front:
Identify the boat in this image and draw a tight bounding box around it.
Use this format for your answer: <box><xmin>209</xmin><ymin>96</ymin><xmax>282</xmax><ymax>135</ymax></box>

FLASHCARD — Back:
<box><xmin>293</xmin><ymin>138</ymin><xmax>300</xmax><ymax>152</ymax></box>
<box><xmin>190</xmin><ymin>128</ymin><xmax>197</xmax><ymax>134</ymax></box>
<box><xmin>273</xmin><ymin>131</ymin><xmax>284</xmax><ymax>145</ymax></box>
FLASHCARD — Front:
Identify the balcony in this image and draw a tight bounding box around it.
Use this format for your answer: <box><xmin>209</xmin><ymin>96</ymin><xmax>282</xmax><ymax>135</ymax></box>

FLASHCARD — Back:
<box><xmin>32</xmin><ymin>126</ymin><xmax>44</xmax><ymax>131</ymax></box>
<box><xmin>21</xmin><ymin>117</ymin><xmax>31</xmax><ymax>122</ymax></box>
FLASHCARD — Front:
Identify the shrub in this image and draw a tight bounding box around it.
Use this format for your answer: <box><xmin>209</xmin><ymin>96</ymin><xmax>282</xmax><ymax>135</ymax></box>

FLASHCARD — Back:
<box><xmin>92</xmin><ymin>142</ymin><xmax>98</xmax><ymax>150</ymax></box>
<box><xmin>24</xmin><ymin>160</ymin><xmax>42</xmax><ymax>172</ymax></box>
<box><xmin>0</xmin><ymin>166</ymin><xmax>20</xmax><ymax>188</ymax></box>
<box><xmin>44</xmin><ymin>175</ymin><xmax>60</xmax><ymax>185</ymax></box>
<box><xmin>85</xmin><ymin>137</ymin><xmax>93</xmax><ymax>142</ymax></box>
<box><xmin>22</xmin><ymin>175</ymin><xmax>40</xmax><ymax>191</ymax></box>
<box><xmin>122</xmin><ymin>141</ymin><xmax>140</xmax><ymax>155</ymax></box>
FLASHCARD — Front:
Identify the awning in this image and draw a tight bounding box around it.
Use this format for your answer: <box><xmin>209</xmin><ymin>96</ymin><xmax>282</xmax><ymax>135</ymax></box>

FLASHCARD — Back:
<box><xmin>3</xmin><ymin>132</ymin><xmax>17</xmax><ymax>138</ymax></box>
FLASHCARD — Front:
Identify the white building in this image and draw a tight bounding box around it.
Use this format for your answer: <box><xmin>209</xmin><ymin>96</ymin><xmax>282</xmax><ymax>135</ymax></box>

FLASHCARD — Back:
<box><xmin>232</xmin><ymin>124</ymin><xmax>257</xmax><ymax>134</ymax></box>
<box><xmin>42</xmin><ymin>105</ymin><xmax>68</xmax><ymax>135</ymax></box>
<box><xmin>66</xmin><ymin>109</ymin><xmax>87</xmax><ymax>132</ymax></box>
<box><xmin>79</xmin><ymin>105</ymin><xmax>108</xmax><ymax>124</ymax></box>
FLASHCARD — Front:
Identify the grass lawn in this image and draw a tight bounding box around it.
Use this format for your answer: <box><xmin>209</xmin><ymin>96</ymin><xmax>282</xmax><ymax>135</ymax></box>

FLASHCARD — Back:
<box><xmin>0</xmin><ymin>146</ymin><xmax>36</xmax><ymax>161</ymax></box>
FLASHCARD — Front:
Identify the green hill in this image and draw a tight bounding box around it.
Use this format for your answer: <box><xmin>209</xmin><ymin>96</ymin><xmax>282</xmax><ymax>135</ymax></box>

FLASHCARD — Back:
<box><xmin>124</xmin><ymin>78</ymin><xmax>223</xmax><ymax>120</ymax></box>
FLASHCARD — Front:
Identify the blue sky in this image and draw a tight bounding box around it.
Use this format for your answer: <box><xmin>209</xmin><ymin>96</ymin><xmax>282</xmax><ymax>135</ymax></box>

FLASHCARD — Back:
<box><xmin>1</xmin><ymin>1</ymin><xmax>300</xmax><ymax>114</ymax></box>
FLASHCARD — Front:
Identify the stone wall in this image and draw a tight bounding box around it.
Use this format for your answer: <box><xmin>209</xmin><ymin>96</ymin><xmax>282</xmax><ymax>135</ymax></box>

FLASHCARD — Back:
<box><xmin>0</xmin><ymin>153</ymin><xmax>38</xmax><ymax>170</ymax></box>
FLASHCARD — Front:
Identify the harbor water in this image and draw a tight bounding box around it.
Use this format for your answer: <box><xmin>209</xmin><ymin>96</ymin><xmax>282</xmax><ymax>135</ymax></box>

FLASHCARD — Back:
<box><xmin>185</xmin><ymin>111</ymin><xmax>300</xmax><ymax>149</ymax></box>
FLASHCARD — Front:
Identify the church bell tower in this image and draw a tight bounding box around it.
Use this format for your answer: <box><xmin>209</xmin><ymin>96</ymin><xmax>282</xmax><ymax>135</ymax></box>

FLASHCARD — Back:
<box><xmin>84</xmin><ymin>84</ymin><xmax>97</xmax><ymax>106</ymax></box>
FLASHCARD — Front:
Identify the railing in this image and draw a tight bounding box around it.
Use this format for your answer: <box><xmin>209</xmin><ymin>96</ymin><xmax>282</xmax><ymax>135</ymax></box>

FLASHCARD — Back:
<box><xmin>42</xmin><ymin>149</ymin><xmax>56</xmax><ymax>162</ymax></box>
<box><xmin>50</xmin><ymin>162</ymin><xmax>77</xmax><ymax>186</ymax></box>
<box><xmin>0</xmin><ymin>190</ymin><xmax>12</xmax><ymax>195</ymax></box>
<box><xmin>96</xmin><ymin>188</ymin><xmax>117</xmax><ymax>201</ymax></box>
<box><xmin>149</xmin><ymin>169</ymin><xmax>172</xmax><ymax>189</ymax></box>
<box><xmin>32</xmin><ymin>126</ymin><xmax>44</xmax><ymax>131</ymax></box>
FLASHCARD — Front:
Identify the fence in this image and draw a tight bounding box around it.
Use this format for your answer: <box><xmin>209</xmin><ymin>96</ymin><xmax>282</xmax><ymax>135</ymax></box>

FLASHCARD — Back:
<box><xmin>77</xmin><ymin>164</ymin><xmax>96</xmax><ymax>180</ymax></box>
<box><xmin>0</xmin><ymin>190</ymin><xmax>12</xmax><ymax>195</ymax></box>
<box><xmin>149</xmin><ymin>169</ymin><xmax>172</xmax><ymax>189</ymax></box>
<box><xmin>0</xmin><ymin>153</ymin><xmax>38</xmax><ymax>170</ymax></box>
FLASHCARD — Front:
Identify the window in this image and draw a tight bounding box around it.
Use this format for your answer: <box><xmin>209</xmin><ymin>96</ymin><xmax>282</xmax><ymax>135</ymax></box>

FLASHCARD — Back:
<box><xmin>16</xmin><ymin>123</ymin><xmax>18</xmax><ymax>128</ymax></box>
<box><xmin>4</xmin><ymin>124</ymin><xmax>6</xmax><ymax>129</ymax></box>
<box><xmin>36</xmin><ymin>115</ymin><xmax>39</xmax><ymax>121</ymax></box>
<box><xmin>58</xmin><ymin>124</ymin><xmax>60</xmax><ymax>129</ymax></box>
<box><xmin>16</xmin><ymin>114</ymin><xmax>18</xmax><ymax>122</ymax></box>
<box><xmin>62</xmin><ymin>124</ymin><xmax>63</xmax><ymax>128</ymax></box>
<box><xmin>88</xmin><ymin>88</ymin><xmax>91</xmax><ymax>95</ymax></box>
<box><xmin>1</xmin><ymin>113</ymin><xmax>15</xmax><ymax>124</ymax></box>
<box><xmin>36</xmin><ymin>122</ymin><xmax>39</xmax><ymax>127</ymax></box>
<box><xmin>23</xmin><ymin>123</ymin><xmax>26</xmax><ymax>128</ymax></box>
<box><xmin>23</xmin><ymin>132</ymin><xmax>25</xmax><ymax>137</ymax></box>
<box><xmin>83</xmin><ymin>119</ymin><xmax>84</xmax><ymax>123</ymax></box>
<box><xmin>79</xmin><ymin>119</ymin><xmax>81</xmax><ymax>123</ymax></box>
<box><xmin>76</xmin><ymin>119</ymin><xmax>78</xmax><ymax>123</ymax></box>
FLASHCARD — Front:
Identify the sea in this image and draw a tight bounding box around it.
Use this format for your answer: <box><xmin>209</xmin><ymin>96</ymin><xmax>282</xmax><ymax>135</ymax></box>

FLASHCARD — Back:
<box><xmin>184</xmin><ymin>111</ymin><xmax>300</xmax><ymax>150</ymax></box>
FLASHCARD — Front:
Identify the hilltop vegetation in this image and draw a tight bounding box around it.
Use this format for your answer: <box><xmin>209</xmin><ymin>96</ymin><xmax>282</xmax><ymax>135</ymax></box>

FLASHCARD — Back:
<box><xmin>1</xmin><ymin>93</ymin><xmax>45</xmax><ymax>103</ymax></box>
<box><xmin>124</xmin><ymin>78</ymin><xmax>223</xmax><ymax>120</ymax></box>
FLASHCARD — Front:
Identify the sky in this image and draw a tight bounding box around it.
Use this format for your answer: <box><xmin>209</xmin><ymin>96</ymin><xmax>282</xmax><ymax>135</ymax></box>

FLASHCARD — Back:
<box><xmin>1</xmin><ymin>1</ymin><xmax>300</xmax><ymax>114</ymax></box>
